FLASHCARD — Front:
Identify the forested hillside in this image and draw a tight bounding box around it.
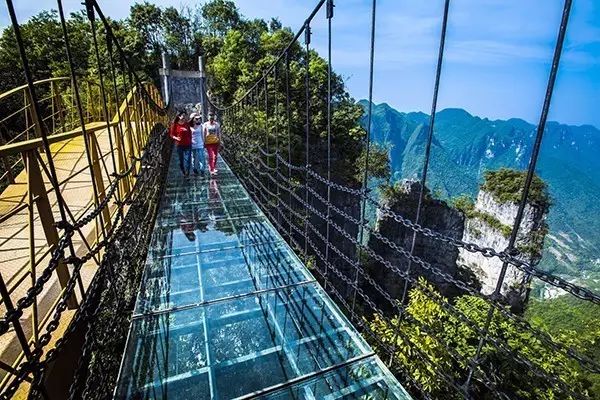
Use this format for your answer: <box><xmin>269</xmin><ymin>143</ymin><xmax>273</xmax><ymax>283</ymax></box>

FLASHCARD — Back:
<box><xmin>361</xmin><ymin>100</ymin><xmax>600</xmax><ymax>285</ymax></box>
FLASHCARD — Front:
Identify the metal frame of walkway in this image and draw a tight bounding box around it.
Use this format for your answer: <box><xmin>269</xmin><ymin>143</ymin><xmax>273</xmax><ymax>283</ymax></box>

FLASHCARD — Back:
<box><xmin>114</xmin><ymin>151</ymin><xmax>411</xmax><ymax>399</ymax></box>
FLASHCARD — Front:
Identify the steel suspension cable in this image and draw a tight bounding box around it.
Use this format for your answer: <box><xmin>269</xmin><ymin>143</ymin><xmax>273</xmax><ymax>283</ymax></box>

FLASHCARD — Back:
<box><xmin>389</xmin><ymin>0</ymin><xmax>451</xmax><ymax>367</ymax></box>
<box><xmin>106</xmin><ymin>35</ymin><xmax>132</xmax><ymax>190</ymax></box>
<box><xmin>89</xmin><ymin>23</ymin><xmax>129</xmax><ymax>303</ymax></box>
<box><xmin>56</xmin><ymin>0</ymin><xmax>111</xmax><ymax>268</ymax></box>
<box><xmin>56</xmin><ymin>0</ymin><xmax>105</xmax><ymax>309</ymax></box>
<box><xmin>90</xmin><ymin>0</ymin><xmax>168</xmax><ymax>112</ymax></box>
<box><xmin>5</xmin><ymin>1</ymin><xmax>85</xmax><ymax>340</ymax></box>
<box><xmin>0</xmin><ymin>0</ymin><xmax>168</xmax><ymax>395</ymax></box>
<box><xmin>274</xmin><ymin>64</ymin><xmax>282</xmax><ymax>229</ymax></box>
<box><xmin>85</xmin><ymin>1</ymin><xmax>116</xmax><ymax>245</ymax></box>
<box><xmin>351</xmin><ymin>0</ymin><xmax>377</xmax><ymax>322</ymax></box>
<box><xmin>463</xmin><ymin>0</ymin><xmax>573</xmax><ymax>392</ymax></box>
<box><xmin>285</xmin><ymin>52</ymin><xmax>294</xmax><ymax>244</ymax></box>
<box><xmin>4</xmin><ymin>0</ymin><xmax>76</xmax><ymax>264</ymax></box>
<box><xmin>87</xmin><ymin>1</ymin><xmax>118</xmax><ymax>187</ymax></box>
<box><xmin>264</xmin><ymin>73</ymin><xmax>272</xmax><ymax>200</ymax></box>
<box><xmin>324</xmin><ymin>0</ymin><xmax>334</xmax><ymax>292</ymax></box>
<box><xmin>207</xmin><ymin>0</ymin><xmax>326</xmax><ymax>112</ymax></box>
<box><xmin>304</xmin><ymin>22</ymin><xmax>312</xmax><ymax>262</ymax></box>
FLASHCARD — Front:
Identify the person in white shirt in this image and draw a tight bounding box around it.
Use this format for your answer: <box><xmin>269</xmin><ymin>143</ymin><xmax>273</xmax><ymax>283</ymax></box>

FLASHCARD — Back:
<box><xmin>189</xmin><ymin>113</ymin><xmax>206</xmax><ymax>176</ymax></box>
<box><xmin>203</xmin><ymin>112</ymin><xmax>221</xmax><ymax>175</ymax></box>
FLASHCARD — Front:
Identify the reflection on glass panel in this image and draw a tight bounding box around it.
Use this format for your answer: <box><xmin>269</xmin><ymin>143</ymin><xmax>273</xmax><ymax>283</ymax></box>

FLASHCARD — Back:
<box><xmin>233</xmin><ymin>216</ymin><xmax>282</xmax><ymax>247</ymax></box>
<box><xmin>135</xmin><ymin>240</ymin><xmax>312</xmax><ymax>315</ymax></box>
<box><xmin>117</xmin><ymin>151</ymin><xmax>408</xmax><ymax>399</ymax></box>
<box><xmin>264</xmin><ymin>357</ymin><xmax>411</xmax><ymax>399</ymax></box>
<box><xmin>115</xmin><ymin>308</ymin><xmax>210</xmax><ymax>399</ymax></box>
<box><xmin>117</xmin><ymin>284</ymin><xmax>371</xmax><ymax>399</ymax></box>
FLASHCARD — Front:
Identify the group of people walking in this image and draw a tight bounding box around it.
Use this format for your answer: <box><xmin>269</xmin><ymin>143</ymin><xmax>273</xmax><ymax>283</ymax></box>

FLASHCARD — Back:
<box><xmin>169</xmin><ymin>110</ymin><xmax>221</xmax><ymax>177</ymax></box>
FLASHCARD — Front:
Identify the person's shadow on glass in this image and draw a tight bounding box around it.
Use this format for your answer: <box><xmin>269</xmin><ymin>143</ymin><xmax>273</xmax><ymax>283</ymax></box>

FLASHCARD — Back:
<box><xmin>180</xmin><ymin>211</ymin><xmax>196</xmax><ymax>242</ymax></box>
<box><xmin>178</xmin><ymin>183</ymin><xmax>197</xmax><ymax>242</ymax></box>
<box><xmin>208</xmin><ymin>176</ymin><xmax>220</xmax><ymax>203</ymax></box>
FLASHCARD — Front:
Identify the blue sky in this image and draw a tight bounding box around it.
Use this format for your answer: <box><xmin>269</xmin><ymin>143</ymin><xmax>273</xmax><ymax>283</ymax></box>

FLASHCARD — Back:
<box><xmin>3</xmin><ymin>0</ymin><xmax>599</xmax><ymax>127</ymax></box>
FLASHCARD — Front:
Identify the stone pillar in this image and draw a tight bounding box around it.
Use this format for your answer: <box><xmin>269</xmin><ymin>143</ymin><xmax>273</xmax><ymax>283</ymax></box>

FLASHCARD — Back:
<box><xmin>160</xmin><ymin>51</ymin><xmax>170</xmax><ymax>105</ymax></box>
<box><xmin>199</xmin><ymin>55</ymin><xmax>207</xmax><ymax>120</ymax></box>
<box><xmin>458</xmin><ymin>189</ymin><xmax>548</xmax><ymax>307</ymax></box>
<box><xmin>367</xmin><ymin>180</ymin><xmax>466</xmax><ymax>310</ymax></box>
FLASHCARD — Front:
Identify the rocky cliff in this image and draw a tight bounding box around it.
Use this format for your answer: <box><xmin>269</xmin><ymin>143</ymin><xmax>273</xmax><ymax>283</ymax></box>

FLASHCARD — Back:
<box><xmin>366</xmin><ymin>181</ymin><xmax>472</xmax><ymax>310</ymax></box>
<box><xmin>360</xmin><ymin>100</ymin><xmax>600</xmax><ymax>281</ymax></box>
<box><xmin>458</xmin><ymin>182</ymin><xmax>548</xmax><ymax>307</ymax></box>
<box><xmin>369</xmin><ymin>170</ymin><xmax>549</xmax><ymax>311</ymax></box>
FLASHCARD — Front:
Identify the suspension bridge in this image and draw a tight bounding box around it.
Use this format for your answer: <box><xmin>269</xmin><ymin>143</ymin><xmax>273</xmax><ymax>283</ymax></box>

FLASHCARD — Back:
<box><xmin>0</xmin><ymin>0</ymin><xmax>598</xmax><ymax>399</ymax></box>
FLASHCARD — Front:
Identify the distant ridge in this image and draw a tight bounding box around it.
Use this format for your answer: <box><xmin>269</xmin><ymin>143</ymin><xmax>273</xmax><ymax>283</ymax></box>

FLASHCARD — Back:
<box><xmin>360</xmin><ymin>100</ymin><xmax>600</xmax><ymax>284</ymax></box>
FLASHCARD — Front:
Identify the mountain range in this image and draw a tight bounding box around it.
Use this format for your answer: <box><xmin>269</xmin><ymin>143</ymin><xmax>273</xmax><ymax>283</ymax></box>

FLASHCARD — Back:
<box><xmin>360</xmin><ymin>100</ymin><xmax>600</xmax><ymax>287</ymax></box>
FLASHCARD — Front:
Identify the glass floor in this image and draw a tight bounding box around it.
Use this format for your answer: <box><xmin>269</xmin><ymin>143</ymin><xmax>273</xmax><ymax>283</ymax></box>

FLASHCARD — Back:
<box><xmin>114</xmin><ymin>150</ymin><xmax>411</xmax><ymax>399</ymax></box>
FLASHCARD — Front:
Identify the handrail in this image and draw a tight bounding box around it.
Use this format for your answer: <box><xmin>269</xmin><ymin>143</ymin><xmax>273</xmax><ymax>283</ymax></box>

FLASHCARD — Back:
<box><xmin>0</xmin><ymin>76</ymin><xmax>103</xmax><ymax>102</ymax></box>
<box><xmin>0</xmin><ymin>121</ymin><xmax>116</xmax><ymax>157</ymax></box>
<box><xmin>0</xmin><ymin>80</ymin><xmax>157</xmax><ymax>158</ymax></box>
<box><xmin>0</xmin><ymin>77</ymin><xmax>69</xmax><ymax>102</ymax></box>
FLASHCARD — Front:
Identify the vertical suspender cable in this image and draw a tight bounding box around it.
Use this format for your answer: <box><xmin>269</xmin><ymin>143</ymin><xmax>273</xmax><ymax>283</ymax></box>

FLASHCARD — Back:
<box><xmin>88</xmin><ymin>1</ymin><xmax>117</xmax><ymax>188</ymax></box>
<box><xmin>351</xmin><ymin>0</ymin><xmax>377</xmax><ymax>321</ymax></box>
<box><xmin>389</xmin><ymin>0</ymin><xmax>450</xmax><ymax>367</ymax></box>
<box><xmin>264</xmin><ymin>74</ymin><xmax>269</xmax><ymax>152</ymax></box>
<box><xmin>324</xmin><ymin>0</ymin><xmax>334</xmax><ymax>291</ymax></box>
<box><xmin>59</xmin><ymin>0</ymin><xmax>110</xmax><ymax>252</ymax></box>
<box><xmin>304</xmin><ymin>22</ymin><xmax>311</xmax><ymax>261</ymax></box>
<box><xmin>264</xmin><ymin>74</ymin><xmax>271</xmax><ymax>202</ymax></box>
<box><xmin>11</xmin><ymin>0</ymin><xmax>86</xmax><ymax>313</ymax></box>
<box><xmin>91</xmin><ymin>0</ymin><xmax>167</xmax><ymax>114</ymax></box>
<box><xmin>5</xmin><ymin>0</ymin><xmax>75</xmax><ymax>255</ymax></box>
<box><xmin>120</xmin><ymin>58</ymin><xmax>136</xmax><ymax>163</ymax></box>
<box><xmin>274</xmin><ymin>64</ymin><xmax>282</xmax><ymax>228</ymax></box>
<box><xmin>463</xmin><ymin>0</ymin><xmax>572</xmax><ymax>392</ymax></box>
<box><xmin>70</xmin><ymin>0</ymin><xmax>123</xmax><ymax>301</ymax></box>
<box><xmin>106</xmin><ymin>35</ymin><xmax>132</xmax><ymax>182</ymax></box>
<box><xmin>56</xmin><ymin>0</ymin><xmax>106</xmax><ymax>247</ymax></box>
<box><xmin>285</xmin><ymin>52</ymin><xmax>293</xmax><ymax>244</ymax></box>
<box><xmin>3</xmin><ymin>0</ymin><xmax>76</xmax><ymax>367</ymax></box>
<box><xmin>255</xmin><ymin>86</ymin><xmax>259</xmax><ymax>146</ymax></box>
<box><xmin>86</xmin><ymin>5</ymin><xmax>129</xmax><ymax>305</ymax></box>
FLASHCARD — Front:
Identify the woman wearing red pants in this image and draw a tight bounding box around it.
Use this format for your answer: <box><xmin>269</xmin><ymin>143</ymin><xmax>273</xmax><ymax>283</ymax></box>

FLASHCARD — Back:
<box><xmin>203</xmin><ymin>112</ymin><xmax>222</xmax><ymax>175</ymax></box>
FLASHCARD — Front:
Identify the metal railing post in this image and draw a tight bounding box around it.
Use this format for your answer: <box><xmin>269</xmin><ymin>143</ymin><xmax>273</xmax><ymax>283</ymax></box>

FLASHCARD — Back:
<box><xmin>6</xmin><ymin>0</ymin><xmax>78</xmax><ymax>309</ymax></box>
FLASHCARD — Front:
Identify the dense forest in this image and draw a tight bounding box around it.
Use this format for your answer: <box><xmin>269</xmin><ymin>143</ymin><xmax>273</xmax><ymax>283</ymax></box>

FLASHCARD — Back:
<box><xmin>1</xmin><ymin>1</ymin><xmax>598</xmax><ymax>398</ymax></box>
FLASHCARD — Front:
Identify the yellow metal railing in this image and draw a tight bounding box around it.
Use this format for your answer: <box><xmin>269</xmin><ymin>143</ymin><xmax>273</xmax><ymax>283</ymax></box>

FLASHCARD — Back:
<box><xmin>0</xmin><ymin>77</ymin><xmax>108</xmax><ymax>190</ymax></box>
<box><xmin>0</xmin><ymin>78</ymin><xmax>167</xmax><ymax>391</ymax></box>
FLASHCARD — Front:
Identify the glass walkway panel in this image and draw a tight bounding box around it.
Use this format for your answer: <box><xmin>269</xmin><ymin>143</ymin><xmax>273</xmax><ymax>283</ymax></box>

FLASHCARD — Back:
<box><xmin>114</xmin><ymin>151</ymin><xmax>411</xmax><ymax>399</ymax></box>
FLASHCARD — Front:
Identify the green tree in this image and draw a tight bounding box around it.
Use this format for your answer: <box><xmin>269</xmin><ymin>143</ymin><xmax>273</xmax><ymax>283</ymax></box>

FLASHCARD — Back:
<box><xmin>369</xmin><ymin>278</ymin><xmax>594</xmax><ymax>399</ymax></box>
<box><xmin>201</xmin><ymin>0</ymin><xmax>240</xmax><ymax>37</ymax></box>
<box><xmin>129</xmin><ymin>2</ymin><xmax>163</xmax><ymax>50</ymax></box>
<box><xmin>162</xmin><ymin>7</ymin><xmax>195</xmax><ymax>69</ymax></box>
<box><xmin>526</xmin><ymin>296</ymin><xmax>600</xmax><ymax>397</ymax></box>
<box><xmin>209</xmin><ymin>17</ymin><xmax>366</xmax><ymax>185</ymax></box>
<box><xmin>355</xmin><ymin>142</ymin><xmax>391</xmax><ymax>183</ymax></box>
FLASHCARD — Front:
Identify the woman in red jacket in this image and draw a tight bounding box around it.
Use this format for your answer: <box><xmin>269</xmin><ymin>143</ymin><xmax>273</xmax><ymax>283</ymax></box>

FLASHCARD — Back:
<box><xmin>169</xmin><ymin>111</ymin><xmax>192</xmax><ymax>176</ymax></box>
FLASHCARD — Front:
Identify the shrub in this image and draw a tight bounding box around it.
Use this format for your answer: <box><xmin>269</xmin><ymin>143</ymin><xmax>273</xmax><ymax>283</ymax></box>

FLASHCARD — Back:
<box><xmin>482</xmin><ymin>168</ymin><xmax>550</xmax><ymax>208</ymax></box>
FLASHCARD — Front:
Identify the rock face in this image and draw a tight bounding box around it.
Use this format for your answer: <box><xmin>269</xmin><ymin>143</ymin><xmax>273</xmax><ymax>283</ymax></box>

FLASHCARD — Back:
<box><xmin>458</xmin><ymin>190</ymin><xmax>547</xmax><ymax>306</ymax></box>
<box><xmin>367</xmin><ymin>178</ymin><xmax>548</xmax><ymax>312</ymax></box>
<box><xmin>367</xmin><ymin>181</ymin><xmax>468</xmax><ymax>310</ymax></box>
<box><xmin>305</xmin><ymin>174</ymin><xmax>362</xmax><ymax>298</ymax></box>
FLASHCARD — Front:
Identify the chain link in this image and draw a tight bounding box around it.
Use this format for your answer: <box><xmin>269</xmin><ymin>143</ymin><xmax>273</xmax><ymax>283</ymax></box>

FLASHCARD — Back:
<box><xmin>225</xmin><ymin>143</ymin><xmax>594</xmax><ymax>399</ymax></box>
<box><xmin>0</xmin><ymin>120</ymin><xmax>168</xmax><ymax>399</ymax></box>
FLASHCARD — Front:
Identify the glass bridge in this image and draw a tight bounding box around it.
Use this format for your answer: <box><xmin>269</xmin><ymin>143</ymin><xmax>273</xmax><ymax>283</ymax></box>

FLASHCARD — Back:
<box><xmin>114</xmin><ymin>150</ymin><xmax>411</xmax><ymax>399</ymax></box>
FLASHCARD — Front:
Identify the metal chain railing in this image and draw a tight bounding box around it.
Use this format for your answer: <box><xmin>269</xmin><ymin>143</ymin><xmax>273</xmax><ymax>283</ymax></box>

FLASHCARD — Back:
<box><xmin>203</xmin><ymin>0</ymin><xmax>600</xmax><ymax>397</ymax></box>
<box><xmin>223</xmin><ymin>127</ymin><xmax>593</xmax><ymax>399</ymax></box>
<box><xmin>0</xmin><ymin>0</ymin><xmax>171</xmax><ymax>397</ymax></box>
